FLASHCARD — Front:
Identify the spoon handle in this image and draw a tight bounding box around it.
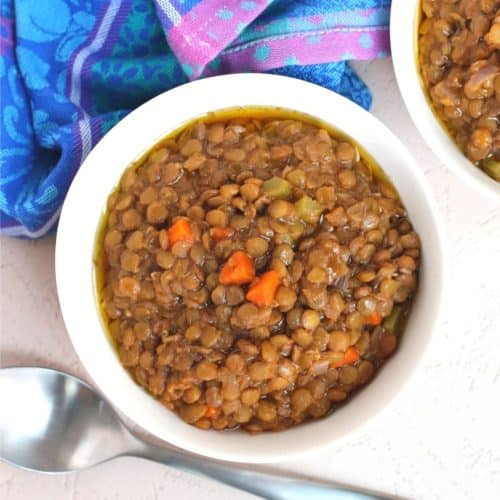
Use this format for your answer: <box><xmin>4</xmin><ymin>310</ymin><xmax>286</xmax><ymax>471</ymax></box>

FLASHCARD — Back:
<box><xmin>130</xmin><ymin>444</ymin><xmax>389</xmax><ymax>500</ymax></box>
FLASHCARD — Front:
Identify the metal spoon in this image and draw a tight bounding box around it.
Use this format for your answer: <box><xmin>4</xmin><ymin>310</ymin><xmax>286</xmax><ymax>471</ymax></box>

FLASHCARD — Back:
<box><xmin>0</xmin><ymin>367</ymin><xmax>388</xmax><ymax>499</ymax></box>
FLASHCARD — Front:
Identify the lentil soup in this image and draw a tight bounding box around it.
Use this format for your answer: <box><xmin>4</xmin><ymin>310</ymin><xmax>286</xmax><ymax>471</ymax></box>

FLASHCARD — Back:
<box><xmin>418</xmin><ymin>0</ymin><xmax>500</xmax><ymax>181</ymax></box>
<box><xmin>96</xmin><ymin>109</ymin><xmax>421</xmax><ymax>433</ymax></box>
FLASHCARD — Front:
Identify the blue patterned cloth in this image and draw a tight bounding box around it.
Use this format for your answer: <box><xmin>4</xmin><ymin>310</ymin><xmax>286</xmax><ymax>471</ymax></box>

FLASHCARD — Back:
<box><xmin>0</xmin><ymin>0</ymin><xmax>391</xmax><ymax>237</ymax></box>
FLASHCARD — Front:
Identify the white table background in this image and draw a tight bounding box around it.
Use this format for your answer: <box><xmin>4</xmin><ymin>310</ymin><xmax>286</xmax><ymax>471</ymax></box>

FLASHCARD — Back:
<box><xmin>1</xmin><ymin>59</ymin><xmax>499</xmax><ymax>500</ymax></box>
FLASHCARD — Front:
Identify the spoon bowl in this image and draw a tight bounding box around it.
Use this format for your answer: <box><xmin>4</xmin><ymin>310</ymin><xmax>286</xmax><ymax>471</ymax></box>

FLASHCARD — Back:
<box><xmin>0</xmin><ymin>366</ymin><xmax>389</xmax><ymax>499</ymax></box>
<box><xmin>0</xmin><ymin>367</ymin><xmax>129</xmax><ymax>472</ymax></box>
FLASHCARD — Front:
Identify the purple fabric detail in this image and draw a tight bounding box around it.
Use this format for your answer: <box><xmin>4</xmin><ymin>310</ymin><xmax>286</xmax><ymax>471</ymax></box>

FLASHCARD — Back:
<box><xmin>203</xmin><ymin>27</ymin><xmax>389</xmax><ymax>76</ymax></box>
<box><xmin>0</xmin><ymin>16</ymin><xmax>13</xmax><ymax>55</ymax></box>
<box><xmin>168</xmin><ymin>0</ymin><xmax>197</xmax><ymax>17</ymax></box>
<box><xmin>153</xmin><ymin>0</ymin><xmax>200</xmax><ymax>30</ymax></box>
<box><xmin>153</xmin><ymin>1</ymin><xmax>181</xmax><ymax>30</ymax></box>
<box><xmin>233</xmin><ymin>8</ymin><xmax>390</xmax><ymax>45</ymax></box>
<box><xmin>0</xmin><ymin>213</ymin><xmax>20</xmax><ymax>231</ymax></box>
<box><xmin>65</xmin><ymin>4</ymin><xmax>105</xmax><ymax>98</ymax></box>
<box><xmin>167</xmin><ymin>0</ymin><xmax>272</xmax><ymax>78</ymax></box>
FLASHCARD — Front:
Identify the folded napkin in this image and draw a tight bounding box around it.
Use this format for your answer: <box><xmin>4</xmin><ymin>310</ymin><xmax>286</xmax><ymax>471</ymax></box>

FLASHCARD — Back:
<box><xmin>0</xmin><ymin>0</ymin><xmax>391</xmax><ymax>237</ymax></box>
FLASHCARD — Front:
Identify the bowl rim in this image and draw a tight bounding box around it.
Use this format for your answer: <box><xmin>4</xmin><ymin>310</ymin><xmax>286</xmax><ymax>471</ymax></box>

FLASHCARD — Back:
<box><xmin>56</xmin><ymin>73</ymin><xmax>445</xmax><ymax>463</ymax></box>
<box><xmin>390</xmin><ymin>0</ymin><xmax>500</xmax><ymax>200</ymax></box>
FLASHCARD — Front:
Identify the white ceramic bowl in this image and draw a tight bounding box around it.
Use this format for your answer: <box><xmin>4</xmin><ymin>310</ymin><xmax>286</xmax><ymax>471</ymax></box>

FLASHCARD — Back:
<box><xmin>56</xmin><ymin>73</ymin><xmax>444</xmax><ymax>463</ymax></box>
<box><xmin>391</xmin><ymin>0</ymin><xmax>500</xmax><ymax>199</ymax></box>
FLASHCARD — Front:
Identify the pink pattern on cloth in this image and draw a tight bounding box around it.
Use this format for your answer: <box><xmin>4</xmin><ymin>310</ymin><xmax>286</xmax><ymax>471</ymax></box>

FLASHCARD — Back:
<box><xmin>167</xmin><ymin>0</ymin><xmax>271</xmax><ymax>77</ymax></box>
<box><xmin>203</xmin><ymin>27</ymin><xmax>390</xmax><ymax>76</ymax></box>
<box><xmin>0</xmin><ymin>17</ymin><xmax>13</xmax><ymax>55</ymax></box>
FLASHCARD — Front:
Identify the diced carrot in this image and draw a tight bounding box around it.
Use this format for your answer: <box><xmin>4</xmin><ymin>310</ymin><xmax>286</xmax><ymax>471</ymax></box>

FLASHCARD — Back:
<box><xmin>204</xmin><ymin>406</ymin><xmax>220</xmax><ymax>418</ymax></box>
<box><xmin>167</xmin><ymin>219</ymin><xmax>193</xmax><ymax>247</ymax></box>
<box><xmin>246</xmin><ymin>270</ymin><xmax>280</xmax><ymax>307</ymax></box>
<box><xmin>210</xmin><ymin>226</ymin><xmax>234</xmax><ymax>242</ymax></box>
<box><xmin>331</xmin><ymin>347</ymin><xmax>360</xmax><ymax>368</ymax></box>
<box><xmin>219</xmin><ymin>251</ymin><xmax>255</xmax><ymax>285</ymax></box>
<box><xmin>364</xmin><ymin>312</ymin><xmax>382</xmax><ymax>326</ymax></box>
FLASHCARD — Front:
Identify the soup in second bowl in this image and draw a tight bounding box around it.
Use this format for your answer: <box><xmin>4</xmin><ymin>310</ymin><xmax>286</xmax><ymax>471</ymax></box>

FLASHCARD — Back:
<box><xmin>418</xmin><ymin>0</ymin><xmax>500</xmax><ymax>181</ymax></box>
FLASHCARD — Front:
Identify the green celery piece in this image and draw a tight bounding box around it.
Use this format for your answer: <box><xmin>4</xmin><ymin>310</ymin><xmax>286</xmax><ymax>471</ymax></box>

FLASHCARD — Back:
<box><xmin>481</xmin><ymin>158</ymin><xmax>500</xmax><ymax>181</ymax></box>
<box><xmin>262</xmin><ymin>177</ymin><xmax>292</xmax><ymax>199</ymax></box>
<box><xmin>383</xmin><ymin>305</ymin><xmax>403</xmax><ymax>334</ymax></box>
<box><xmin>294</xmin><ymin>195</ymin><xmax>323</xmax><ymax>224</ymax></box>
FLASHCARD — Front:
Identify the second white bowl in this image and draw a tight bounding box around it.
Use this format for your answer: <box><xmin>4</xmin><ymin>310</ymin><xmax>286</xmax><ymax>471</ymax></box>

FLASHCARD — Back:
<box><xmin>390</xmin><ymin>0</ymin><xmax>500</xmax><ymax>200</ymax></box>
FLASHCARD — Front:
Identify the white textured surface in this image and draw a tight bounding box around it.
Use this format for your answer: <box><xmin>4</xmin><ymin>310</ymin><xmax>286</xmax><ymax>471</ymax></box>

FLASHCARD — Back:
<box><xmin>1</xmin><ymin>59</ymin><xmax>499</xmax><ymax>499</ymax></box>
